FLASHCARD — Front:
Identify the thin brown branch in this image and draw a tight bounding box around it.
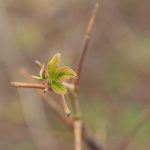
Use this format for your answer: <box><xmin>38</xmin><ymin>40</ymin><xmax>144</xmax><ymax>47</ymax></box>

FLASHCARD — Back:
<box><xmin>11</xmin><ymin>82</ymin><xmax>45</xmax><ymax>89</ymax></box>
<box><xmin>39</xmin><ymin>91</ymin><xmax>73</xmax><ymax>128</ymax></box>
<box><xmin>72</xmin><ymin>3</ymin><xmax>99</xmax><ymax>150</ymax></box>
<box><xmin>12</xmin><ymin>81</ymin><xmax>75</xmax><ymax>91</ymax></box>
<box><xmin>117</xmin><ymin>108</ymin><xmax>150</xmax><ymax>150</ymax></box>
<box><xmin>74</xmin><ymin>2</ymin><xmax>99</xmax><ymax>88</ymax></box>
<box><xmin>74</xmin><ymin>120</ymin><xmax>83</xmax><ymax>150</ymax></box>
<box><xmin>60</xmin><ymin>94</ymin><xmax>71</xmax><ymax>116</ymax></box>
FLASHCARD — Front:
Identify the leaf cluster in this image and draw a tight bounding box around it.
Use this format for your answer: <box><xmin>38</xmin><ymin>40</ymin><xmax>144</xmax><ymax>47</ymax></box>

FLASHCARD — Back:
<box><xmin>32</xmin><ymin>53</ymin><xmax>77</xmax><ymax>94</ymax></box>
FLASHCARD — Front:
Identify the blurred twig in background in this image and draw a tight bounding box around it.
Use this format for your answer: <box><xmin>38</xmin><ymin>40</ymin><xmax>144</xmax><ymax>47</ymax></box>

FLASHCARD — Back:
<box><xmin>117</xmin><ymin>107</ymin><xmax>150</xmax><ymax>150</ymax></box>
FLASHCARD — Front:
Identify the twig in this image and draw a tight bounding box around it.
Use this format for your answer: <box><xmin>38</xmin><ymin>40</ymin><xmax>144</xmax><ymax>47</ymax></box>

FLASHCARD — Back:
<box><xmin>61</xmin><ymin>94</ymin><xmax>71</xmax><ymax>116</ymax></box>
<box><xmin>74</xmin><ymin>120</ymin><xmax>83</xmax><ymax>150</ymax></box>
<box><xmin>11</xmin><ymin>81</ymin><xmax>75</xmax><ymax>91</ymax></box>
<box><xmin>11</xmin><ymin>82</ymin><xmax>46</xmax><ymax>89</ymax></box>
<box><xmin>117</xmin><ymin>108</ymin><xmax>150</xmax><ymax>150</ymax></box>
<box><xmin>72</xmin><ymin>3</ymin><xmax>99</xmax><ymax>150</ymax></box>
<box><xmin>74</xmin><ymin>2</ymin><xmax>99</xmax><ymax>88</ymax></box>
<box><xmin>12</xmin><ymin>81</ymin><xmax>71</xmax><ymax>117</ymax></box>
<box><xmin>39</xmin><ymin>91</ymin><xmax>73</xmax><ymax>128</ymax></box>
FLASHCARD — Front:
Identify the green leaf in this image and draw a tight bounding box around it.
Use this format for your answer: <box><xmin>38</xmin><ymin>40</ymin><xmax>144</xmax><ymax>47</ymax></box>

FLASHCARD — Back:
<box><xmin>51</xmin><ymin>81</ymin><xmax>67</xmax><ymax>95</ymax></box>
<box><xmin>48</xmin><ymin>53</ymin><xmax>61</xmax><ymax>79</ymax></box>
<box><xmin>55</xmin><ymin>66</ymin><xmax>77</xmax><ymax>82</ymax></box>
<box><xmin>31</xmin><ymin>76</ymin><xmax>43</xmax><ymax>81</ymax></box>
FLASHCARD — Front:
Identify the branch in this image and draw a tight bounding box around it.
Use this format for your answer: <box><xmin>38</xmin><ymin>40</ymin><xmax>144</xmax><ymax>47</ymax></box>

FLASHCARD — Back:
<box><xmin>11</xmin><ymin>81</ymin><xmax>75</xmax><ymax>91</ymax></box>
<box><xmin>60</xmin><ymin>94</ymin><xmax>71</xmax><ymax>116</ymax></box>
<box><xmin>11</xmin><ymin>82</ymin><xmax>46</xmax><ymax>89</ymax></box>
<box><xmin>72</xmin><ymin>3</ymin><xmax>99</xmax><ymax>150</ymax></box>
<box><xmin>74</xmin><ymin>2</ymin><xmax>99</xmax><ymax>88</ymax></box>
<box><xmin>74</xmin><ymin>120</ymin><xmax>83</xmax><ymax>150</ymax></box>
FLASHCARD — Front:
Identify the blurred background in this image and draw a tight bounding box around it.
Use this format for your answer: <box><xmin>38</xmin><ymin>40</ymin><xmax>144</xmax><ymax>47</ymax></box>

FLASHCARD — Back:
<box><xmin>0</xmin><ymin>0</ymin><xmax>150</xmax><ymax>150</ymax></box>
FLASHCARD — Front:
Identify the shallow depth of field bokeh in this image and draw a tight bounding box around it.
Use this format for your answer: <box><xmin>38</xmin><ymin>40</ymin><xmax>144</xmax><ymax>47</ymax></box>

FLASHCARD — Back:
<box><xmin>0</xmin><ymin>0</ymin><xmax>150</xmax><ymax>150</ymax></box>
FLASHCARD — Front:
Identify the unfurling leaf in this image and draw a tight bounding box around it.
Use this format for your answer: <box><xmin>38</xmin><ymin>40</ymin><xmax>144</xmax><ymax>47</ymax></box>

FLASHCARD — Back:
<box><xmin>31</xmin><ymin>76</ymin><xmax>43</xmax><ymax>81</ymax></box>
<box><xmin>55</xmin><ymin>66</ymin><xmax>77</xmax><ymax>82</ymax></box>
<box><xmin>32</xmin><ymin>53</ymin><xmax>77</xmax><ymax>95</ymax></box>
<box><xmin>48</xmin><ymin>53</ymin><xmax>61</xmax><ymax>78</ymax></box>
<box><xmin>51</xmin><ymin>81</ymin><xmax>67</xmax><ymax>95</ymax></box>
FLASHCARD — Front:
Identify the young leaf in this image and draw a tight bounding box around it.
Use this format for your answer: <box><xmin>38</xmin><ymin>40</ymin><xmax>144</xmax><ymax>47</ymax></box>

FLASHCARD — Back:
<box><xmin>51</xmin><ymin>81</ymin><xmax>67</xmax><ymax>95</ymax></box>
<box><xmin>48</xmin><ymin>53</ymin><xmax>61</xmax><ymax>79</ymax></box>
<box><xmin>31</xmin><ymin>76</ymin><xmax>43</xmax><ymax>81</ymax></box>
<box><xmin>55</xmin><ymin>66</ymin><xmax>77</xmax><ymax>82</ymax></box>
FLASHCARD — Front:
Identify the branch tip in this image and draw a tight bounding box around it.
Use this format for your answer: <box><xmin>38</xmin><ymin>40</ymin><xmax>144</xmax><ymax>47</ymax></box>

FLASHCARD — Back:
<box><xmin>74</xmin><ymin>2</ymin><xmax>99</xmax><ymax>88</ymax></box>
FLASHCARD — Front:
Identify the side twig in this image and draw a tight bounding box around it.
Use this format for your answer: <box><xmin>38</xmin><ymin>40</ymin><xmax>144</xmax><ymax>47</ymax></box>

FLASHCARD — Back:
<box><xmin>11</xmin><ymin>82</ymin><xmax>46</xmax><ymax>89</ymax></box>
<box><xmin>61</xmin><ymin>94</ymin><xmax>71</xmax><ymax>116</ymax></box>
<box><xmin>74</xmin><ymin>2</ymin><xmax>99</xmax><ymax>88</ymax></box>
